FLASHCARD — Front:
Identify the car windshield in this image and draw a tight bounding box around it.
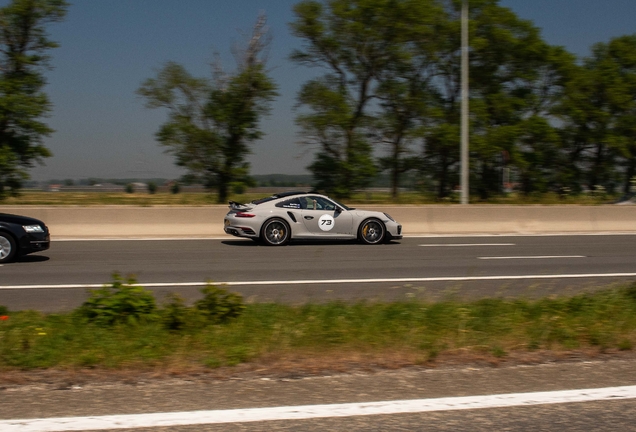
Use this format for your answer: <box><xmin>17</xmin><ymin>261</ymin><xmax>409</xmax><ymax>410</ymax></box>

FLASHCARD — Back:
<box><xmin>331</xmin><ymin>198</ymin><xmax>354</xmax><ymax>211</ymax></box>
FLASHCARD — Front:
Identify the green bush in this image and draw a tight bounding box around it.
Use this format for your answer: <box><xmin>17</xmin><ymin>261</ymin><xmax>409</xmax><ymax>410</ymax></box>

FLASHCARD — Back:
<box><xmin>78</xmin><ymin>274</ymin><xmax>158</xmax><ymax>326</ymax></box>
<box><xmin>125</xmin><ymin>183</ymin><xmax>134</xmax><ymax>194</ymax></box>
<box><xmin>0</xmin><ymin>305</ymin><xmax>8</xmax><ymax>316</ymax></box>
<box><xmin>195</xmin><ymin>283</ymin><xmax>245</xmax><ymax>324</ymax></box>
<box><xmin>170</xmin><ymin>182</ymin><xmax>180</xmax><ymax>194</ymax></box>
<box><xmin>160</xmin><ymin>292</ymin><xmax>188</xmax><ymax>331</ymax></box>
<box><xmin>147</xmin><ymin>182</ymin><xmax>157</xmax><ymax>194</ymax></box>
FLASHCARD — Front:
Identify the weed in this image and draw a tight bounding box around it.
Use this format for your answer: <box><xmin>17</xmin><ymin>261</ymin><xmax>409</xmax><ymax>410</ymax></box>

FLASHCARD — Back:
<box><xmin>491</xmin><ymin>345</ymin><xmax>507</xmax><ymax>358</ymax></box>
<box><xmin>618</xmin><ymin>339</ymin><xmax>633</xmax><ymax>351</ymax></box>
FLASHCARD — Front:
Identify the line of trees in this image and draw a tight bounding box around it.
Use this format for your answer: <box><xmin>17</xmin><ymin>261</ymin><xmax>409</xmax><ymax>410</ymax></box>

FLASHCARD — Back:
<box><xmin>3</xmin><ymin>0</ymin><xmax>636</xmax><ymax>203</ymax></box>
<box><xmin>291</xmin><ymin>0</ymin><xmax>636</xmax><ymax>200</ymax></box>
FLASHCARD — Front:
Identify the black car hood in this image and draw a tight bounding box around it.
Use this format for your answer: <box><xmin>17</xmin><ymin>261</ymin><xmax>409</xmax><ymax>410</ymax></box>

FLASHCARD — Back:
<box><xmin>0</xmin><ymin>213</ymin><xmax>44</xmax><ymax>226</ymax></box>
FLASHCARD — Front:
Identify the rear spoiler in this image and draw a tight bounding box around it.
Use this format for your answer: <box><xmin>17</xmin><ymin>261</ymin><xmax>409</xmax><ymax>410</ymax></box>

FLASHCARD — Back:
<box><xmin>228</xmin><ymin>201</ymin><xmax>253</xmax><ymax>211</ymax></box>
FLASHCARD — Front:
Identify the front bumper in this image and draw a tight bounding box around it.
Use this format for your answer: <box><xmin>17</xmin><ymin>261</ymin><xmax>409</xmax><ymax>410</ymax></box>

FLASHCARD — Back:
<box><xmin>18</xmin><ymin>232</ymin><xmax>50</xmax><ymax>255</ymax></box>
<box><xmin>385</xmin><ymin>223</ymin><xmax>403</xmax><ymax>240</ymax></box>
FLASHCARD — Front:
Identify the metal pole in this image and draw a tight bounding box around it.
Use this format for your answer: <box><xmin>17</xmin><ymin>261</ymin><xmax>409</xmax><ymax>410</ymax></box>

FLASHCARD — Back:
<box><xmin>460</xmin><ymin>0</ymin><xmax>469</xmax><ymax>204</ymax></box>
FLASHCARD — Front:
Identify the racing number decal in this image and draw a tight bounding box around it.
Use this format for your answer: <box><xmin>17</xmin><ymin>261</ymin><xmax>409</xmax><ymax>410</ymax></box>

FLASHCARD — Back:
<box><xmin>318</xmin><ymin>214</ymin><xmax>335</xmax><ymax>231</ymax></box>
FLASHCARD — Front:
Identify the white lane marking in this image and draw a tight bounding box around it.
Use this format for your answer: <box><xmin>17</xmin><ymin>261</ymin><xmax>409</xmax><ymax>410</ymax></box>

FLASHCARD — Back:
<box><xmin>479</xmin><ymin>255</ymin><xmax>586</xmax><ymax>260</ymax></box>
<box><xmin>50</xmin><ymin>232</ymin><xmax>636</xmax><ymax>241</ymax></box>
<box><xmin>2</xmin><ymin>385</ymin><xmax>636</xmax><ymax>431</ymax></box>
<box><xmin>2</xmin><ymin>272</ymin><xmax>636</xmax><ymax>290</ymax></box>
<box><xmin>420</xmin><ymin>243</ymin><xmax>515</xmax><ymax>247</ymax></box>
<box><xmin>53</xmin><ymin>237</ymin><xmax>229</xmax><ymax>241</ymax></box>
<box><xmin>407</xmin><ymin>232</ymin><xmax>636</xmax><ymax>238</ymax></box>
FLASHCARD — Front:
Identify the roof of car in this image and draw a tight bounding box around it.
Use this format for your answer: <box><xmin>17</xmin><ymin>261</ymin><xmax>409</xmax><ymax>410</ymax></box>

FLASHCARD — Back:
<box><xmin>273</xmin><ymin>191</ymin><xmax>309</xmax><ymax>198</ymax></box>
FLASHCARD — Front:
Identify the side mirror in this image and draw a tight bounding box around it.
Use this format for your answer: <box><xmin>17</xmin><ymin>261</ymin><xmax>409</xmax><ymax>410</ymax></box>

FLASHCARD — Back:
<box><xmin>335</xmin><ymin>206</ymin><xmax>343</xmax><ymax>213</ymax></box>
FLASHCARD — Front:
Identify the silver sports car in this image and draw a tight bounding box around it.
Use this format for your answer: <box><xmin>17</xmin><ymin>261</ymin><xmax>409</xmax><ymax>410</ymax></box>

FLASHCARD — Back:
<box><xmin>223</xmin><ymin>191</ymin><xmax>402</xmax><ymax>245</ymax></box>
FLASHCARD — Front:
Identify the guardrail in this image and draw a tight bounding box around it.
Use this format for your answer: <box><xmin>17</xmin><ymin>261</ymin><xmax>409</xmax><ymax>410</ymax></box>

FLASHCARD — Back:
<box><xmin>2</xmin><ymin>205</ymin><xmax>635</xmax><ymax>238</ymax></box>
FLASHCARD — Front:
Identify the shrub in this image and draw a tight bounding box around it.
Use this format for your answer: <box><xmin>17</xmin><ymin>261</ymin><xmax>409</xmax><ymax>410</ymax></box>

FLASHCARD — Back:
<box><xmin>170</xmin><ymin>182</ymin><xmax>180</xmax><ymax>194</ymax></box>
<box><xmin>125</xmin><ymin>183</ymin><xmax>134</xmax><ymax>194</ymax></box>
<box><xmin>78</xmin><ymin>273</ymin><xmax>158</xmax><ymax>326</ymax></box>
<box><xmin>147</xmin><ymin>182</ymin><xmax>157</xmax><ymax>194</ymax></box>
<box><xmin>0</xmin><ymin>305</ymin><xmax>8</xmax><ymax>316</ymax></box>
<box><xmin>195</xmin><ymin>284</ymin><xmax>245</xmax><ymax>324</ymax></box>
<box><xmin>161</xmin><ymin>292</ymin><xmax>188</xmax><ymax>331</ymax></box>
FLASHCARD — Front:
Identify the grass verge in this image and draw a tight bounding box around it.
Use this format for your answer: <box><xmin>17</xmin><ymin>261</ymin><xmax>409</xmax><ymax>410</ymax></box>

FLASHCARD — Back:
<box><xmin>1</xmin><ymin>284</ymin><xmax>635</xmax><ymax>376</ymax></box>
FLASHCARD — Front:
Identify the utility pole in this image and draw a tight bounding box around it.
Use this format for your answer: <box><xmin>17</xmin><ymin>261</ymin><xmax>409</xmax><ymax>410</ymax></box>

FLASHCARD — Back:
<box><xmin>460</xmin><ymin>0</ymin><xmax>469</xmax><ymax>204</ymax></box>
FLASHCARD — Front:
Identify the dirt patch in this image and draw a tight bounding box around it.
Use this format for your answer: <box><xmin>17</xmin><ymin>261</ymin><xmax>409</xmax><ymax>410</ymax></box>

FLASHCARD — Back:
<box><xmin>1</xmin><ymin>348</ymin><xmax>634</xmax><ymax>389</ymax></box>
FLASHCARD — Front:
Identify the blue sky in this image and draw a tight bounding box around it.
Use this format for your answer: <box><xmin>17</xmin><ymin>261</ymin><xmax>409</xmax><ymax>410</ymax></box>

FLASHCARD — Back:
<box><xmin>18</xmin><ymin>0</ymin><xmax>636</xmax><ymax>181</ymax></box>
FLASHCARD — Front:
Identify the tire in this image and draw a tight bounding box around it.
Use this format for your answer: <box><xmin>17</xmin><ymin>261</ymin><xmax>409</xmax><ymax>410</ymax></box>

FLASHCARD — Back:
<box><xmin>358</xmin><ymin>218</ymin><xmax>385</xmax><ymax>245</ymax></box>
<box><xmin>260</xmin><ymin>218</ymin><xmax>291</xmax><ymax>246</ymax></box>
<box><xmin>0</xmin><ymin>232</ymin><xmax>17</xmax><ymax>263</ymax></box>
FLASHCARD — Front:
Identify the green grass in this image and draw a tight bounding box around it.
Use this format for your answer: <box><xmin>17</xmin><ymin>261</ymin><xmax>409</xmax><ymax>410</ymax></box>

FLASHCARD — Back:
<box><xmin>1</xmin><ymin>190</ymin><xmax>619</xmax><ymax>206</ymax></box>
<box><xmin>1</xmin><ymin>284</ymin><xmax>635</xmax><ymax>372</ymax></box>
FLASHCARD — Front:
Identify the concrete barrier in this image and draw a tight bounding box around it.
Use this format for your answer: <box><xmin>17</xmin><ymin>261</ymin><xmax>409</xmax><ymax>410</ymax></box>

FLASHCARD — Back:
<box><xmin>1</xmin><ymin>205</ymin><xmax>635</xmax><ymax>238</ymax></box>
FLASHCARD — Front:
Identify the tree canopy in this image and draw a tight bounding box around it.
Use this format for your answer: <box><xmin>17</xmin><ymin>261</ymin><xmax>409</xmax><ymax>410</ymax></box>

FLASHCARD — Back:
<box><xmin>138</xmin><ymin>14</ymin><xmax>278</xmax><ymax>203</ymax></box>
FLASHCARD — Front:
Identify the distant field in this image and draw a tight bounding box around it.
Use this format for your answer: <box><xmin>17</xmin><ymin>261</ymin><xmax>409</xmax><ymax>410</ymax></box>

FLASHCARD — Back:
<box><xmin>0</xmin><ymin>190</ymin><xmax>618</xmax><ymax>206</ymax></box>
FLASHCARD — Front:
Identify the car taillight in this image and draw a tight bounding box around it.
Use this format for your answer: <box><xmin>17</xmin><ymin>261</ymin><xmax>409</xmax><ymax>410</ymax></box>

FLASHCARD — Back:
<box><xmin>235</xmin><ymin>212</ymin><xmax>256</xmax><ymax>218</ymax></box>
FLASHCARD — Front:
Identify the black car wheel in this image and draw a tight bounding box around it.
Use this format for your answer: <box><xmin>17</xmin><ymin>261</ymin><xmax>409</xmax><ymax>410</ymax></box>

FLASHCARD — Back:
<box><xmin>358</xmin><ymin>218</ymin><xmax>385</xmax><ymax>245</ymax></box>
<box><xmin>261</xmin><ymin>218</ymin><xmax>290</xmax><ymax>246</ymax></box>
<box><xmin>0</xmin><ymin>232</ymin><xmax>17</xmax><ymax>263</ymax></box>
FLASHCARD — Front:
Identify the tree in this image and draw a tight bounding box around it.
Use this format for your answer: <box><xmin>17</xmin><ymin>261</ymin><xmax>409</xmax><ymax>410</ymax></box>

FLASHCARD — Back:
<box><xmin>0</xmin><ymin>0</ymin><xmax>67</xmax><ymax>199</ymax></box>
<box><xmin>555</xmin><ymin>36</ymin><xmax>636</xmax><ymax>196</ymax></box>
<box><xmin>138</xmin><ymin>14</ymin><xmax>277</xmax><ymax>203</ymax></box>
<box><xmin>291</xmin><ymin>0</ymin><xmax>397</xmax><ymax>198</ymax></box>
<box><xmin>462</xmin><ymin>0</ymin><xmax>571</xmax><ymax>199</ymax></box>
<box><xmin>586</xmin><ymin>35</ymin><xmax>636</xmax><ymax>195</ymax></box>
<box><xmin>373</xmin><ymin>0</ymin><xmax>444</xmax><ymax>199</ymax></box>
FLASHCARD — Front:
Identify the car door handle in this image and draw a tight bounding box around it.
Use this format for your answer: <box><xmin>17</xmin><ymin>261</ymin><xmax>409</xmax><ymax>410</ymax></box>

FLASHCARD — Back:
<box><xmin>304</xmin><ymin>216</ymin><xmax>314</xmax><ymax>220</ymax></box>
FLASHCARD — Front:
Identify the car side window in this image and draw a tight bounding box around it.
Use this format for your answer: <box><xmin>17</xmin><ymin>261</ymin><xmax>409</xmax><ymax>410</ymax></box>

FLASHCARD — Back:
<box><xmin>299</xmin><ymin>196</ymin><xmax>313</xmax><ymax>210</ymax></box>
<box><xmin>303</xmin><ymin>196</ymin><xmax>336</xmax><ymax>211</ymax></box>
<box><xmin>275</xmin><ymin>198</ymin><xmax>302</xmax><ymax>209</ymax></box>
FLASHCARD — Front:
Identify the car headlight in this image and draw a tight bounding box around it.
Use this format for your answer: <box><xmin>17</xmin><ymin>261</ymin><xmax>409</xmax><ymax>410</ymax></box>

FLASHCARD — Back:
<box><xmin>23</xmin><ymin>225</ymin><xmax>44</xmax><ymax>233</ymax></box>
<box><xmin>383</xmin><ymin>213</ymin><xmax>395</xmax><ymax>222</ymax></box>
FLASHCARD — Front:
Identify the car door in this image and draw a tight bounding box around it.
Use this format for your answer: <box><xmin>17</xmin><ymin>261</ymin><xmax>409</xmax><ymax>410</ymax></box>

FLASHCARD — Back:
<box><xmin>299</xmin><ymin>196</ymin><xmax>354</xmax><ymax>237</ymax></box>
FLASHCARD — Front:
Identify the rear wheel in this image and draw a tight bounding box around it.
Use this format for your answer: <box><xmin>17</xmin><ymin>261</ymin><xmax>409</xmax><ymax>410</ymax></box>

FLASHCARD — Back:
<box><xmin>261</xmin><ymin>218</ymin><xmax>290</xmax><ymax>246</ymax></box>
<box><xmin>0</xmin><ymin>232</ymin><xmax>17</xmax><ymax>263</ymax></box>
<box><xmin>358</xmin><ymin>218</ymin><xmax>385</xmax><ymax>245</ymax></box>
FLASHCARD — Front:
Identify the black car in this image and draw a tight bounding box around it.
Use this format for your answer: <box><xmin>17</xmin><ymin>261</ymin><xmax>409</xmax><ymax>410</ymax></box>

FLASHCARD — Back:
<box><xmin>0</xmin><ymin>213</ymin><xmax>50</xmax><ymax>263</ymax></box>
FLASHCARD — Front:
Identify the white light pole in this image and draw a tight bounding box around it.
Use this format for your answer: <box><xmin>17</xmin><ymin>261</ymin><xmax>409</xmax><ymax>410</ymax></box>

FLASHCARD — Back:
<box><xmin>460</xmin><ymin>0</ymin><xmax>469</xmax><ymax>204</ymax></box>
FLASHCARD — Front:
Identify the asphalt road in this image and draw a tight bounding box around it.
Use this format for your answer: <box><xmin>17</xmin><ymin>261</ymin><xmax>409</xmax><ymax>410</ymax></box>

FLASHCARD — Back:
<box><xmin>2</xmin><ymin>234</ymin><xmax>636</xmax><ymax>311</ymax></box>
<box><xmin>0</xmin><ymin>235</ymin><xmax>636</xmax><ymax>311</ymax></box>
<box><xmin>2</xmin><ymin>360</ymin><xmax>636</xmax><ymax>431</ymax></box>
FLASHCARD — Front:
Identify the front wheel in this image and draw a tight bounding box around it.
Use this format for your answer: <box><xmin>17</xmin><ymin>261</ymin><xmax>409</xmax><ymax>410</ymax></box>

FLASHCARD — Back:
<box><xmin>358</xmin><ymin>219</ymin><xmax>385</xmax><ymax>245</ymax></box>
<box><xmin>0</xmin><ymin>232</ymin><xmax>17</xmax><ymax>263</ymax></box>
<box><xmin>261</xmin><ymin>218</ymin><xmax>290</xmax><ymax>246</ymax></box>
